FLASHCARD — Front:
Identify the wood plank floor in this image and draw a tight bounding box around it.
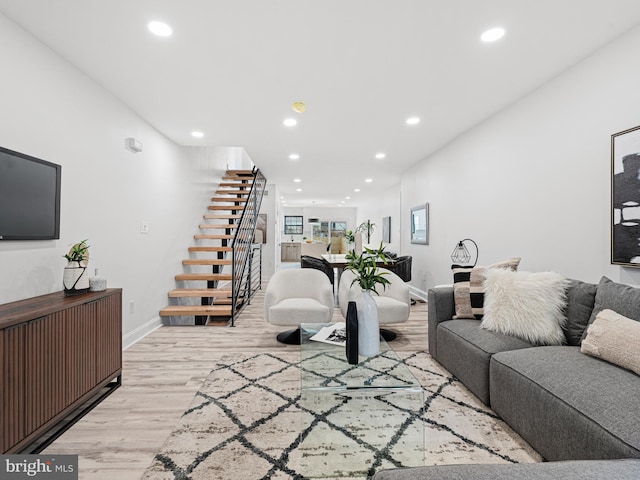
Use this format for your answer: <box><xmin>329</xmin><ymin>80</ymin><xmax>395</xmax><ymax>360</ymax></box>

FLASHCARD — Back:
<box><xmin>44</xmin><ymin>285</ymin><xmax>428</xmax><ymax>480</ymax></box>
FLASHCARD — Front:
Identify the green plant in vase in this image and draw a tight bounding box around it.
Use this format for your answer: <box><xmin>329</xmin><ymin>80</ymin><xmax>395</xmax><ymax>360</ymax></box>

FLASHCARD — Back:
<box><xmin>345</xmin><ymin>242</ymin><xmax>390</xmax><ymax>357</ymax></box>
<box><xmin>63</xmin><ymin>239</ymin><xmax>90</xmax><ymax>295</ymax></box>
<box><xmin>355</xmin><ymin>220</ymin><xmax>376</xmax><ymax>243</ymax></box>
<box><xmin>345</xmin><ymin>242</ymin><xmax>390</xmax><ymax>294</ymax></box>
<box><xmin>345</xmin><ymin>229</ymin><xmax>355</xmax><ymax>253</ymax></box>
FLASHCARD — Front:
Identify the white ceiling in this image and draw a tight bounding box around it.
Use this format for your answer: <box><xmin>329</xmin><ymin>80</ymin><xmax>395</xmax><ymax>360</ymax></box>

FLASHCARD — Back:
<box><xmin>2</xmin><ymin>1</ymin><xmax>640</xmax><ymax>207</ymax></box>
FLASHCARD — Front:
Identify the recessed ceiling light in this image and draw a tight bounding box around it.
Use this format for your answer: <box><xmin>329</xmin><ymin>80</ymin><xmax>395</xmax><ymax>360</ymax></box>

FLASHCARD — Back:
<box><xmin>296</xmin><ymin>188</ymin><xmax>302</xmax><ymax>192</ymax></box>
<box><xmin>406</xmin><ymin>116</ymin><xmax>420</xmax><ymax>125</ymax></box>
<box><xmin>375</xmin><ymin>153</ymin><xmax>386</xmax><ymax>159</ymax></box>
<box><xmin>283</xmin><ymin>118</ymin><xmax>298</xmax><ymax>127</ymax></box>
<box><xmin>365</xmin><ymin>178</ymin><xmax>373</xmax><ymax>183</ymax></box>
<box><xmin>354</xmin><ymin>188</ymin><xmax>361</xmax><ymax>192</ymax></box>
<box><xmin>148</xmin><ymin>21</ymin><xmax>172</xmax><ymax>37</ymax></box>
<box><xmin>293</xmin><ymin>178</ymin><xmax>301</xmax><ymax>183</ymax></box>
<box><xmin>345</xmin><ymin>196</ymin><xmax>351</xmax><ymax>200</ymax></box>
<box><xmin>481</xmin><ymin>27</ymin><xmax>505</xmax><ymax>43</ymax></box>
<box><xmin>191</xmin><ymin>131</ymin><xmax>204</xmax><ymax>138</ymax></box>
<box><xmin>289</xmin><ymin>153</ymin><xmax>300</xmax><ymax>160</ymax></box>
<box><xmin>341</xmin><ymin>201</ymin><xmax>346</xmax><ymax>204</ymax></box>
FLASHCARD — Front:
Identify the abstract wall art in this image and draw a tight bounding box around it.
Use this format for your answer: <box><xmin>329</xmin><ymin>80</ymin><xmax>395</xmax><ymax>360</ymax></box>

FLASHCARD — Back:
<box><xmin>612</xmin><ymin>125</ymin><xmax>640</xmax><ymax>267</ymax></box>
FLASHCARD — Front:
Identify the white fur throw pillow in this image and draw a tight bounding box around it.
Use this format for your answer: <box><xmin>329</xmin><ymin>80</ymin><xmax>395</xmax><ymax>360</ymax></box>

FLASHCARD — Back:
<box><xmin>581</xmin><ymin>309</ymin><xmax>640</xmax><ymax>375</ymax></box>
<box><xmin>481</xmin><ymin>269</ymin><xmax>569</xmax><ymax>345</ymax></box>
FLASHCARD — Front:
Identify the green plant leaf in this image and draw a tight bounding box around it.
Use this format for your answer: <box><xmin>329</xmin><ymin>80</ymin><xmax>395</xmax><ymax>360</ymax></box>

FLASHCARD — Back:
<box><xmin>345</xmin><ymin>241</ymin><xmax>390</xmax><ymax>292</ymax></box>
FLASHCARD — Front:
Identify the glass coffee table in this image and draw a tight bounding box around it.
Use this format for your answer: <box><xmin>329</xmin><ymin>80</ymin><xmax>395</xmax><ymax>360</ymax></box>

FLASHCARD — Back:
<box><xmin>297</xmin><ymin>323</ymin><xmax>425</xmax><ymax>479</ymax></box>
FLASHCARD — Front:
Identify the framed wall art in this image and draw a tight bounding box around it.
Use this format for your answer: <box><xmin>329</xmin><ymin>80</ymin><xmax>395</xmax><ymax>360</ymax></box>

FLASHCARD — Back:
<box><xmin>410</xmin><ymin>203</ymin><xmax>429</xmax><ymax>245</ymax></box>
<box><xmin>382</xmin><ymin>216</ymin><xmax>391</xmax><ymax>243</ymax></box>
<box><xmin>612</xmin><ymin>125</ymin><xmax>640</xmax><ymax>267</ymax></box>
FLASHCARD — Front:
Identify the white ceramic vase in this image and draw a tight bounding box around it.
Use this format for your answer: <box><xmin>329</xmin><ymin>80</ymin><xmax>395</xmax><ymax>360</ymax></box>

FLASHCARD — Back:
<box><xmin>63</xmin><ymin>261</ymin><xmax>90</xmax><ymax>295</ymax></box>
<box><xmin>357</xmin><ymin>290</ymin><xmax>380</xmax><ymax>357</ymax></box>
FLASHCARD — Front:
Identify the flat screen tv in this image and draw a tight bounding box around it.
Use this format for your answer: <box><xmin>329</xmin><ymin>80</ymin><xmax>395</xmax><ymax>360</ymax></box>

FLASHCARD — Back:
<box><xmin>0</xmin><ymin>146</ymin><xmax>61</xmax><ymax>240</ymax></box>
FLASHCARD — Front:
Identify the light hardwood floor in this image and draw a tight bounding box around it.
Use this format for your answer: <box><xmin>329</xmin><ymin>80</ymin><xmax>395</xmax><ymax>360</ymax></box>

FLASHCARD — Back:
<box><xmin>44</xmin><ymin>286</ymin><xmax>428</xmax><ymax>480</ymax></box>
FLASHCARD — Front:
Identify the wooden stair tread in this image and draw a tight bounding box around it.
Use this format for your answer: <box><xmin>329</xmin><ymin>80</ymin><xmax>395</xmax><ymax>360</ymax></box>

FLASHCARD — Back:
<box><xmin>219</xmin><ymin>182</ymin><xmax>253</xmax><ymax>187</ymax></box>
<box><xmin>159</xmin><ymin>305</ymin><xmax>232</xmax><ymax>316</ymax></box>
<box><xmin>176</xmin><ymin>273</ymin><xmax>233</xmax><ymax>281</ymax></box>
<box><xmin>182</xmin><ymin>259</ymin><xmax>232</xmax><ymax>266</ymax></box>
<box><xmin>210</xmin><ymin>197</ymin><xmax>248</xmax><ymax>203</ymax></box>
<box><xmin>189</xmin><ymin>246</ymin><xmax>232</xmax><ymax>252</ymax></box>
<box><xmin>199</xmin><ymin>224</ymin><xmax>237</xmax><ymax>229</ymax></box>
<box><xmin>168</xmin><ymin>288</ymin><xmax>231</xmax><ymax>297</ymax></box>
<box><xmin>222</xmin><ymin>176</ymin><xmax>254</xmax><ymax>181</ymax></box>
<box><xmin>209</xmin><ymin>298</ymin><xmax>233</xmax><ymax>305</ymax></box>
<box><xmin>226</xmin><ymin>169</ymin><xmax>254</xmax><ymax>175</ymax></box>
<box><xmin>207</xmin><ymin>205</ymin><xmax>245</xmax><ymax>211</ymax></box>
<box><xmin>194</xmin><ymin>234</ymin><xmax>234</xmax><ymax>240</ymax></box>
<box><xmin>216</xmin><ymin>190</ymin><xmax>251</xmax><ymax>195</ymax></box>
<box><xmin>203</xmin><ymin>214</ymin><xmax>241</xmax><ymax>219</ymax></box>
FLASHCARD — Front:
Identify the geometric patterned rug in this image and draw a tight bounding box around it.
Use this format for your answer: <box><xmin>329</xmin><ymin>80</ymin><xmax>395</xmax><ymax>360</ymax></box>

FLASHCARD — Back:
<box><xmin>141</xmin><ymin>351</ymin><xmax>541</xmax><ymax>480</ymax></box>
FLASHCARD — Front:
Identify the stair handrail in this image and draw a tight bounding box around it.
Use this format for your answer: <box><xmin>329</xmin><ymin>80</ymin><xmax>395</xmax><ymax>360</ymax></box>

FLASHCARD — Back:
<box><xmin>231</xmin><ymin>167</ymin><xmax>267</xmax><ymax>325</ymax></box>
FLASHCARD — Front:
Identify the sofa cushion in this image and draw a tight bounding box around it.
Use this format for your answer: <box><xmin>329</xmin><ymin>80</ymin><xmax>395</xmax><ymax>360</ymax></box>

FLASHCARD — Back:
<box><xmin>451</xmin><ymin>257</ymin><xmax>521</xmax><ymax>320</ymax></box>
<box><xmin>481</xmin><ymin>270</ymin><xmax>569</xmax><ymax>346</ymax></box>
<box><xmin>490</xmin><ymin>346</ymin><xmax>640</xmax><ymax>461</ymax></box>
<box><xmin>581</xmin><ymin>276</ymin><xmax>640</xmax><ymax>342</ymax></box>
<box><xmin>268</xmin><ymin>298</ymin><xmax>331</xmax><ymax>326</ymax></box>
<box><xmin>373</xmin><ymin>296</ymin><xmax>410</xmax><ymax>325</ymax></box>
<box><xmin>582</xmin><ymin>309</ymin><xmax>640</xmax><ymax>375</ymax></box>
<box><xmin>563</xmin><ymin>279</ymin><xmax>597</xmax><ymax>345</ymax></box>
<box><xmin>436</xmin><ymin>319</ymin><xmax>532</xmax><ymax>405</ymax></box>
<box><xmin>371</xmin><ymin>459</ymin><xmax>640</xmax><ymax>480</ymax></box>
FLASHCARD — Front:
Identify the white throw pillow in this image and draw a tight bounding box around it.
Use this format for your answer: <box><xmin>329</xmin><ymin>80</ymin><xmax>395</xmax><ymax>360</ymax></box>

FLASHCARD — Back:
<box><xmin>481</xmin><ymin>269</ymin><xmax>569</xmax><ymax>345</ymax></box>
<box><xmin>581</xmin><ymin>309</ymin><xmax>640</xmax><ymax>375</ymax></box>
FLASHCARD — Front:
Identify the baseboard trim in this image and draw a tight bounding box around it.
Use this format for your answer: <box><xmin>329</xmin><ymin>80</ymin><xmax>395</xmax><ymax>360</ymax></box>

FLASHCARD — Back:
<box><xmin>123</xmin><ymin>316</ymin><xmax>163</xmax><ymax>350</ymax></box>
<box><xmin>409</xmin><ymin>286</ymin><xmax>428</xmax><ymax>303</ymax></box>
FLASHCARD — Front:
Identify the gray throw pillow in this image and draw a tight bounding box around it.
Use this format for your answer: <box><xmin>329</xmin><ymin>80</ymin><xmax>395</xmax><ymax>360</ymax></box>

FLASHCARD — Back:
<box><xmin>563</xmin><ymin>279</ymin><xmax>597</xmax><ymax>346</ymax></box>
<box><xmin>580</xmin><ymin>276</ymin><xmax>640</xmax><ymax>343</ymax></box>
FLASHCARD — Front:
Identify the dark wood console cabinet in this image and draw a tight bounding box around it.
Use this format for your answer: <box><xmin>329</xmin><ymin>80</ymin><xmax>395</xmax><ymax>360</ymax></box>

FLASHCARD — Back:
<box><xmin>0</xmin><ymin>289</ymin><xmax>122</xmax><ymax>453</ymax></box>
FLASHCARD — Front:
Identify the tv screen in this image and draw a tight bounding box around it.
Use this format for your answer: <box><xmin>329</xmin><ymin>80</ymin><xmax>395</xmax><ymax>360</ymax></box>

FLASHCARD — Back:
<box><xmin>0</xmin><ymin>146</ymin><xmax>61</xmax><ymax>240</ymax></box>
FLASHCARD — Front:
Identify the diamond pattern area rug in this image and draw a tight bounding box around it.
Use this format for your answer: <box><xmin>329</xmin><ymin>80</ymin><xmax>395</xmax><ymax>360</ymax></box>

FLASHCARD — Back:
<box><xmin>142</xmin><ymin>351</ymin><xmax>541</xmax><ymax>480</ymax></box>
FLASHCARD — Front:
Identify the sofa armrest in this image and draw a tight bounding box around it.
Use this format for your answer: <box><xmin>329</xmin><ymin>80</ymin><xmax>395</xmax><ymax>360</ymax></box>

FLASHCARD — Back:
<box><xmin>428</xmin><ymin>286</ymin><xmax>455</xmax><ymax>359</ymax></box>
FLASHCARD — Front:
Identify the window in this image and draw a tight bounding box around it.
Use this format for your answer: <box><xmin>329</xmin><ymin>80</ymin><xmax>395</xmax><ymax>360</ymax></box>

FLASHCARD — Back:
<box><xmin>284</xmin><ymin>215</ymin><xmax>303</xmax><ymax>234</ymax></box>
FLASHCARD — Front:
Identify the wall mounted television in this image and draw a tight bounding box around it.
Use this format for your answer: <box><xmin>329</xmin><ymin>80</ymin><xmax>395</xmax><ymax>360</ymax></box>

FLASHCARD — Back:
<box><xmin>0</xmin><ymin>146</ymin><xmax>61</xmax><ymax>240</ymax></box>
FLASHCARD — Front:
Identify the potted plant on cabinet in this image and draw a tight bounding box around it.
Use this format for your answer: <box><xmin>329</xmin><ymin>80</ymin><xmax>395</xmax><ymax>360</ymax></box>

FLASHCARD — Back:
<box><xmin>345</xmin><ymin>242</ymin><xmax>390</xmax><ymax>356</ymax></box>
<box><xmin>63</xmin><ymin>239</ymin><xmax>90</xmax><ymax>295</ymax></box>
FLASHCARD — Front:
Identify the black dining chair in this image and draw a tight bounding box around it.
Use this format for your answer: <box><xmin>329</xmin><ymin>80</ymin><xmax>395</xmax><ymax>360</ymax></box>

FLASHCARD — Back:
<box><xmin>300</xmin><ymin>255</ymin><xmax>335</xmax><ymax>285</ymax></box>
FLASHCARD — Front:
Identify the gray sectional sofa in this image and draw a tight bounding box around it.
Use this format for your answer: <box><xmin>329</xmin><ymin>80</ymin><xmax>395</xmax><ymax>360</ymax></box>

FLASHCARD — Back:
<box><xmin>373</xmin><ymin>276</ymin><xmax>640</xmax><ymax>478</ymax></box>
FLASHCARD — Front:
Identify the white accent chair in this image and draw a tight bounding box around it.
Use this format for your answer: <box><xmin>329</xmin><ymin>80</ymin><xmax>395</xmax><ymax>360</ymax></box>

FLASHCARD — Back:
<box><xmin>338</xmin><ymin>267</ymin><xmax>411</xmax><ymax>341</ymax></box>
<box><xmin>265</xmin><ymin>269</ymin><xmax>334</xmax><ymax>344</ymax></box>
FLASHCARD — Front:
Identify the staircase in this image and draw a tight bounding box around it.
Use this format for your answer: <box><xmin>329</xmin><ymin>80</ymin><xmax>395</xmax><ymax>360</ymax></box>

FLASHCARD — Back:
<box><xmin>159</xmin><ymin>168</ymin><xmax>267</xmax><ymax>326</ymax></box>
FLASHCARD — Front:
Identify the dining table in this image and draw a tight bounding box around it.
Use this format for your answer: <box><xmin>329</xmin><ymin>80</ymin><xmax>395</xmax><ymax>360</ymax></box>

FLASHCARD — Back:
<box><xmin>321</xmin><ymin>253</ymin><xmax>396</xmax><ymax>295</ymax></box>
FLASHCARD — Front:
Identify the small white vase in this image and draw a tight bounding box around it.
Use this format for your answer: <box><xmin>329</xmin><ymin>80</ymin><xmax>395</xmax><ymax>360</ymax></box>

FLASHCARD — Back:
<box><xmin>63</xmin><ymin>261</ymin><xmax>89</xmax><ymax>295</ymax></box>
<box><xmin>89</xmin><ymin>268</ymin><xmax>107</xmax><ymax>292</ymax></box>
<box><xmin>357</xmin><ymin>290</ymin><xmax>380</xmax><ymax>357</ymax></box>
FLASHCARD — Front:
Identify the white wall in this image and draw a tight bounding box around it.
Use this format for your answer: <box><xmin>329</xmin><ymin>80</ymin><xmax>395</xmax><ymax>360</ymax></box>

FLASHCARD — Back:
<box><xmin>0</xmin><ymin>14</ymin><xmax>244</xmax><ymax>345</ymax></box>
<box><xmin>355</xmin><ymin>185</ymin><xmax>402</xmax><ymax>253</ymax></box>
<box><xmin>400</xmin><ymin>24</ymin><xmax>640</xmax><ymax>294</ymax></box>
